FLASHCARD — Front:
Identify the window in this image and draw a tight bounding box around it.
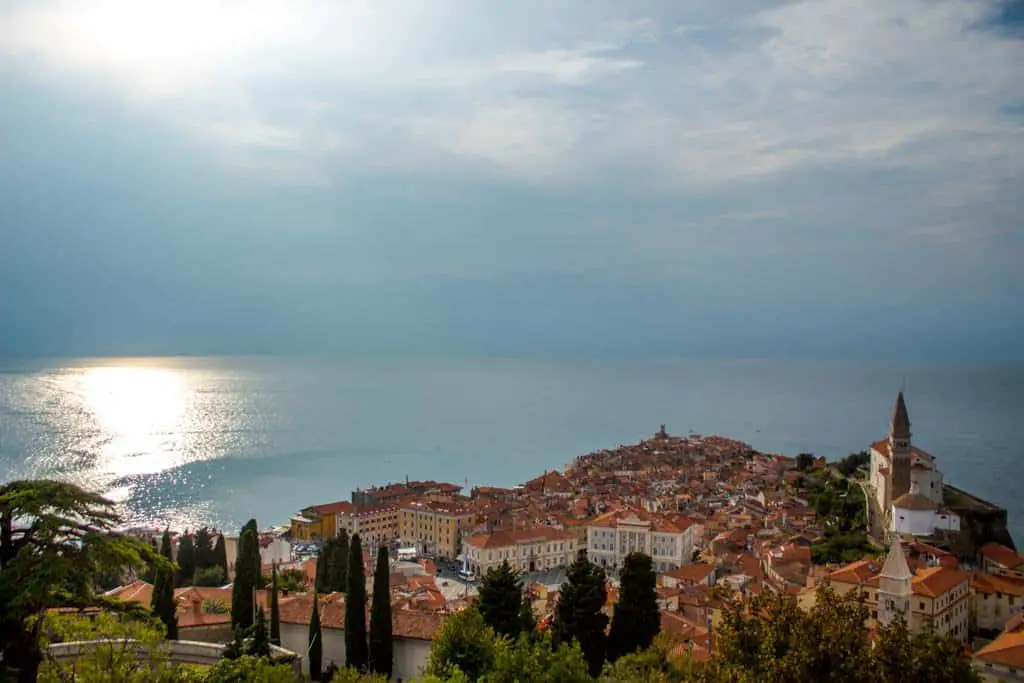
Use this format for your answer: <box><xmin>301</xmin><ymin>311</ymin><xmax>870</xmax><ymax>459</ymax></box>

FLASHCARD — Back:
<box><xmin>920</xmin><ymin>602</ymin><xmax>925</xmax><ymax>610</ymax></box>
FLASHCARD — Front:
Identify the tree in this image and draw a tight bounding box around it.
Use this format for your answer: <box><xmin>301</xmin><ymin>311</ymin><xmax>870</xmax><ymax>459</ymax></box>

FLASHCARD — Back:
<box><xmin>369</xmin><ymin>546</ymin><xmax>393</xmax><ymax>677</ymax></box>
<box><xmin>331</xmin><ymin>530</ymin><xmax>350</xmax><ymax>593</ymax></box>
<box><xmin>345</xmin><ymin>533</ymin><xmax>369</xmax><ymax>670</ymax></box>
<box><xmin>796</xmin><ymin>453</ymin><xmax>815</xmax><ymax>471</ymax></box>
<box><xmin>482</xmin><ymin>631</ymin><xmax>591</xmax><ymax>683</ymax></box>
<box><xmin>194</xmin><ymin>527</ymin><xmax>214</xmax><ymax>571</ymax></box>
<box><xmin>176</xmin><ymin>532</ymin><xmax>196</xmax><ymax>586</ymax></box>
<box><xmin>151</xmin><ymin>528</ymin><xmax>179</xmax><ymax>639</ymax></box>
<box><xmin>425</xmin><ymin>607</ymin><xmax>497</xmax><ymax>681</ymax></box>
<box><xmin>315</xmin><ymin>540</ymin><xmax>329</xmax><ymax>594</ymax></box>
<box><xmin>205</xmin><ymin>655</ymin><xmax>296</xmax><ymax>683</ymax></box>
<box><xmin>214</xmin><ymin>533</ymin><xmax>230</xmax><ymax>581</ymax></box>
<box><xmin>309</xmin><ymin>592</ymin><xmax>323</xmax><ymax>681</ymax></box>
<box><xmin>231</xmin><ymin>519</ymin><xmax>260</xmax><ymax>632</ymax></box>
<box><xmin>476</xmin><ymin>560</ymin><xmax>530</xmax><ymax>639</ymax></box>
<box><xmin>250</xmin><ymin>606</ymin><xmax>271</xmax><ymax>659</ymax></box>
<box><xmin>554</xmin><ymin>553</ymin><xmax>609</xmax><ymax>677</ymax></box>
<box><xmin>270</xmin><ymin>565</ymin><xmax>281</xmax><ymax>646</ymax></box>
<box><xmin>193</xmin><ymin>565</ymin><xmax>226</xmax><ymax>587</ymax></box>
<box><xmin>607</xmin><ymin>552</ymin><xmax>659</xmax><ymax>662</ymax></box>
<box><xmin>36</xmin><ymin>611</ymin><xmax>188</xmax><ymax>683</ymax></box>
<box><xmin>0</xmin><ymin>480</ymin><xmax>168</xmax><ymax>683</ymax></box>
<box><xmin>875</xmin><ymin>614</ymin><xmax>978</xmax><ymax>683</ymax></box>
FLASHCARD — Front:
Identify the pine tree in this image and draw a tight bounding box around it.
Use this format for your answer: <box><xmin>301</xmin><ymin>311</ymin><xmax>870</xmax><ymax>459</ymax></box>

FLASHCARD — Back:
<box><xmin>176</xmin><ymin>532</ymin><xmax>196</xmax><ymax>586</ymax></box>
<box><xmin>554</xmin><ymin>553</ymin><xmax>608</xmax><ymax>677</ymax></box>
<box><xmin>308</xmin><ymin>592</ymin><xmax>323</xmax><ymax>681</ymax></box>
<box><xmin>151</xmin><ymin>528</ymin><xmax>178</xmax><ymax>639</ymax></box>
<box><xmin>607</xmin><ymin>552</ymin><xmax>660</xmax><ymax>662</ymax></box>
<box><xmin>345</xmin><ymin>533</ymin><xmax>369</xmax><ymax>670</ymax></box>
<box><xmin>270</xmin><ymin>565</ymin><xmax>281</xmax><ymax>646</ymax></box>
<box><xmin>369</xmin><ymin>546</ymin><xmax>393</xmax><ymax>677</ymax></box>
<box><xmin>214</xmin><ymin>533</ymin><xmax>230</xmax><ymax>581</ymax></box>
<box><xmin>231</xmin><ymin>519</ymin><xmax>260</xmax><ymax>631</ymax></box>
<box><xmin>477</xmin><ymin>560</ymin><xmax>528</xmax><ymax>639</ymax></box>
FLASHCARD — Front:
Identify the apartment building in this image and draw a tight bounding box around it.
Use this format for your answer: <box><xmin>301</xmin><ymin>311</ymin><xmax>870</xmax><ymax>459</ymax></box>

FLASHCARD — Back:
<box><xmin>398</xmin><ymin>500</ymin><xmax>475</xmax><ymax>559</ymax></box>
<box><xmin>335</xmin><ymin>504</ymin><xmax>399</xmax><ymax>547</ymax></box>
<box><xmin>587</xmin><ymin>509</ymin><xmax>694</xmax><ymax>573</ymax></box>
<box><xmin>462</xmin><ymin>526</ymin><xmax>577</xmax><ymax>576</ymax></box>
<box><xmin>290</xmin><ymin>501</ymin><xmax>352</xmax><ymax>541</ymax></box>
<box><xmin>971</xmin><ymin>572</ymin><xmax>1024</xmax><ymax>634</ymax></box>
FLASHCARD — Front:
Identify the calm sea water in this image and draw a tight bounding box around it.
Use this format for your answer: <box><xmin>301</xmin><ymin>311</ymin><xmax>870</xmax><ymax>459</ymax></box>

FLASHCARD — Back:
<box><xmin>0</xmin><ymin>356</ymin><xmax>1020</xmax><ymax>544</ymax></box>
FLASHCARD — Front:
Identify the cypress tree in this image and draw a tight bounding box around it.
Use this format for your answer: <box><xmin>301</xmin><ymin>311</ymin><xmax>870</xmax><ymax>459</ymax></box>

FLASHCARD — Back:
<box><xmin>214</xmin><ymin>533</ymin><xmax>230</xmax><ymax>581</ymax></box>
<box><xmin>476</xmin><ymin>560</ymin><xmax>527</xmax><ymax>638</ymax></box>
<box><xmin>315</xmin><ymin>539</ymin><xmax>329</xmax><ymax>594</ymax></box>
<box><xmin>607</xmin><ymin>552</ymin><xmax>660</xmax><ymax>662</ymax></box>
<box><xmin>231</xmin><ymin>519</ymin><xmax>260</xmax><ymax>631</ymax></box>
<box><xmin>308</xmin><ymin>592</ymin><xmax>323</xmax><ymax>681</ymax></box>
<box><xmin>270</xmin><ymin>564</ymin><xmax>281</xmax><ymax>646</ymax></box>
<box><xmin>344</xmin><ymin>533</ymin><xmax>368</xmax><ymax>670</ymax></box>
<box><xmin>369</xmin><ymin>546</ymin><xmax>393</xmax><ymax>677</ymax></box>
<box><xmin>331</xmin><ymin>529</ymin><xmax>349</xmax><ymax>592</ymax></box>
<box><xmin>176</xmin><ymin>531</ymin><xmax>195</xmax><ymax>586</ymax></box>
<box><xmin>152</xmin><ymin>528</ymin><xmax>178</xmax><ymax>639</ymax></box>
<box><xmin>143</xmin><ymin>537</ymin><xmax>158</xmax><ymax>583</ymax></box>
<box><xmin>194</xmin><ymin>527</ymin><xmax>213</xmax><ymax>570</ymax></box>
<box><xmin>250</xmin><ymin>606</ymin><xmax>270</xmax><ymax>658</ymax></box>
<box><xmin>554</xmin><ymin>552</ymin><xmax>608</xmax><ymax>677</ymax></box>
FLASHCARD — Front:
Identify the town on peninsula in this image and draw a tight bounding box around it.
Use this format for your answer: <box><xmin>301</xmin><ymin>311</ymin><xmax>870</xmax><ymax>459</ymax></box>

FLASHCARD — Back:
<box><xmin>4</xmin><ymin>392</ymin><xmax>1022</xmax><ymax>681</ymax></box>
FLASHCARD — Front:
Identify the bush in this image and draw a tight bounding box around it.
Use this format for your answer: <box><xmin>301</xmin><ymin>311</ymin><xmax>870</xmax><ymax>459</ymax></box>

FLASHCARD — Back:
<box><xmin>194</xmin><ymin>565</ymin><xmax>226</xmax><ymax>587</ymax></box>
<box><xmin>204</xmin><ymin>655</ymin><xmax>296</xmax><ymax>683</ymax></box>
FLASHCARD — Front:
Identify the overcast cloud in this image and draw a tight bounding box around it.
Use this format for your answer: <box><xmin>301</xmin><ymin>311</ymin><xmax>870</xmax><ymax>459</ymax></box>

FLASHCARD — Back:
<box><xmin>1</xmin><ymin>0</ymin><xmax>1022</xmax><ymax>359</ymax></box>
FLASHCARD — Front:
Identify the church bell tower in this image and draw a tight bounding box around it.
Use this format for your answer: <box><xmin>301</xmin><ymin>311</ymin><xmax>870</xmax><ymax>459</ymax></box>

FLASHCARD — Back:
<box><xmin>889</xmin><ymin>391</ymin><xmax>912</xmax><ymax>501</ymax></box>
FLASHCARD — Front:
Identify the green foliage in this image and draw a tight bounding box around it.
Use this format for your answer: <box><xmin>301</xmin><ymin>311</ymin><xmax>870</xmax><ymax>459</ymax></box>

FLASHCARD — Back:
<box><xmin>608</xmin><ymin>552</ymin><xmax>660</xmax><ymax>662</ymax></box>
<box><xmin>152</xmin><ymin>528</ymin><xmax>179</xmax><ymax>639</ymax></box>
<box><xmin>0</xmin><ymin>479</ymin><xmax>169</xmax><ymax>682</ymax></box>
<box><xmin>194</xmin><ymin>528</ymin><xmax>214</xmax><ymax>572</ymax></box>
<box><xmin>369</xmin><ymin>546</ymin><xmax>393</xmax><ymax>677</ymax></box>
<box><xmin>176</xmin><ymin>533</ymin><xmax>196</xmax><ymax>586</ymax></box>
<box><xmin>811</xmin><ymin>531</ymin><xmax>877</xmax><ymax>564</ymax></box>
<box><xmin>249</xmin><ymin>607</ymin><xmax>271</xmax><ymax>659</ymax></box>
<box><xmin>482</xmin><ymin>631</ymin><xmax>591</xmax><ymax>683</ymax></box>
<box><xmin>36</xmin><ymin>612</ymin><xmax>191</xmax><ymax>683</ymax></box>
<box><xmin>554</xmin><ymin>553</ymin><xmax>609</xmax><ymax>677</ymax></box>
<box><xmin>230</xmin><ymin>519</ymin><xmax>260</xmax><ymax>632</ymax></box>
<box><xmin>709</xmin><ymin>582</ymin><xmax>979</xmax><ymax>683</ymax></box>
<box><xmin>599</xmin><ymin>634</ymin><xmax>693</xmax><ymax>683</ymax></box>
<box><xmin>795</xmin><ymin>453</ymin><xmax>815</xmax><ymax>471</ymax></box>
<box><xmin>204</xmin><ymin>599</ymin><xmax>230</xmax><ymax>615</ymax></box>
<box><xmin>193</xmin><ymin>565</ymin><xmax>227</xmax><ymax>587</ymax></box>
<box><xmin>476</xmin><ymin>560</ymin><xmax>531</xmax><ymax>639</ymax></box>
<box><xmin>265</xmin><ymin>567</ymin><xmax>306</xmax><ymax>593</ymax></box>
<box><xmin>330</xmin><ymin>668</ymin><xmax>389</xmax><ymax>683</ymax></box>
<box><xmin>330</xmin><ymin>530</ymin><xmax>350</xmax><ymax>593</ymax></box>
<box><xmin>204</xmin><ymin>655</ymin><xmax>296</xmax><ymax>683</ymax></box>
<box><xmin>837</xmin><ymin>451</ymin><xmax>871</xmax><ymax>478</ymax></box>
<box><xmin>269</xmin><ymin>566</ymin><xmax>281</xmax><ymax>646</ymax></box>
<box><xmin>213</xmin><ymin>534</ymin><xmax>230</xmax><ymax>583</ymax></box>
<box><xmin>345</xmin><ymin>534</ymin><xmax>368</xmax><ymax>671</ymax></box>
<box><xmin>425</xmin><ymin>608</ymin><xmax>497</xmax><ymax>682</ymax></box>
<box><xmin>308</xmin><ymin>593</ymin><xmax>323</xmax><ymax>681</ymax></box>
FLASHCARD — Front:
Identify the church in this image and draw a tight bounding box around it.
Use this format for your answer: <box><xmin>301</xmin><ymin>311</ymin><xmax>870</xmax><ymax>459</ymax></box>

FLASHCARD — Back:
<box><xmin>869</xmin><ymin>392</ymin><xmax>960</xmax><ymax>537</ymax></box>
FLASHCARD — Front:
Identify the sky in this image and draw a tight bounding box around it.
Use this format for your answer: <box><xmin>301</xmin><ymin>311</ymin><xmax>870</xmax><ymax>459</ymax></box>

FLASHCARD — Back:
<box><xmin>1</xmin><ymin>0</ymin><xmax>1022</xmax><ymax>360</ymax></box>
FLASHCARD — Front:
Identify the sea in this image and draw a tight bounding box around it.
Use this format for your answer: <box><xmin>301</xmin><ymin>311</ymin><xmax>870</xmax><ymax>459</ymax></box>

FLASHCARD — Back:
<box><xmin>0</xmin><ymin>356</ymin><xmax>1020</xmax><ymax>545</ymax></box>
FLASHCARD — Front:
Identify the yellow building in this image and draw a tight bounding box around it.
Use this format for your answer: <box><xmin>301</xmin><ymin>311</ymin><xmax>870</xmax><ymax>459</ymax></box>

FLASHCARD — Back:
<box><xmin>398</xmin><ymin>500</ymin><xmax>475</xmax><ymax>559</ymax></box>
<box><xmin>290</xmin><ymin>501</ymin><xmax>351</xmax><ymax>541</ymax></box>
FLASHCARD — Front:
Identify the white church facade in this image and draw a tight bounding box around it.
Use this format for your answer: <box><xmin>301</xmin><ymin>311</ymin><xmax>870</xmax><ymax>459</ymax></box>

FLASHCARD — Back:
<box><xmin>869</xmin><ymin>393</ymin><xmax>960</xmax><ymax>538</ymax></box>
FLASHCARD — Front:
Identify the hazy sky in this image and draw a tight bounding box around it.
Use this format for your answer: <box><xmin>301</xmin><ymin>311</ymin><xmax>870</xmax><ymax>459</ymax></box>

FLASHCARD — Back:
<box><xmin>1</xmin><ymin>1</ymin><xmax>1022</xmax><ymax>360</ymax></box>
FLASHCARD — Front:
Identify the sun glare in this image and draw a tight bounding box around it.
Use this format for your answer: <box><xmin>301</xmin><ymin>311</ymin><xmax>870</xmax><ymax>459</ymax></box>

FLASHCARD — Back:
<box><xmin>79</xmin><ymin>365</ymin><xmax>189</xmax><ymax>477</ymax></box>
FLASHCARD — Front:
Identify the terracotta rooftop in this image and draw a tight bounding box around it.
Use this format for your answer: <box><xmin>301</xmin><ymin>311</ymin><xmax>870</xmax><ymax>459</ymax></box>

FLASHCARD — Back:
<box><xmin>975</xmin><ymin>630</ymin><xmax>1024</xmax><ymax>670</ymax></box>
<box><xmin>463</xmin><ymin>526</ymin><xmax>574</xmax><ymax>549</ymax></box>
<box><xmin>911</xmin><ymin>566</ymin><xmax>969</xmax><ymax>598</ymax></box>
<box><xmin>971</xmin><ymin>572</ymin><xmax>1024</xmax><ymax>597</ymax></box>
<box><xmin>829</xmin><ymin>559</ymin><xmax>882</xmax><ymax>585</ymax></box>
<box><xmin>663</xmin><ymin>563</ymin><xmax>715</xmax><ymax>584</ymax></box>
<box><xmin>892</xmin><ymin>492</ymin><xmax>938</xmax><ymax>511</ymax></box>
<box><xmin>980</xmin><ymin>542</ymin><xmax>1024</xmax><ymax>570</ymax></box>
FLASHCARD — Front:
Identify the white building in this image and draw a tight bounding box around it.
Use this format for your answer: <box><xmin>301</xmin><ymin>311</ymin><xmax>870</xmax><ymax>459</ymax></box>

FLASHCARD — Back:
<box><xmin>462</xmin><ymin>526</ymin><xmax>577</xmax><ymax>576</ymax></box>
<box><xmin>870</xmin><ymin>392</ymin><xmax>957</xmax><ymax>537</ymax></box>
<box><xmin>892</xmin><ymin>481</ymin><xmax>960</xmax><ymax>537</ymax></box>
<box><xmin>587</xmin><ymin>509</ymin><xmax>694</xmax><ymax>573</ymax></box>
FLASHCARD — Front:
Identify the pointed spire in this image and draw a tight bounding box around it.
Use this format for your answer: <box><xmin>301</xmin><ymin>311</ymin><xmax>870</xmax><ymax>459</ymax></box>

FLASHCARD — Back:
<box><xmin>880</xmin><ymin>537</ymin><xmax>913</xmax><ymax>581</ymax></box>
<box><xmin>890</xmin><ymin>391</ymin><xmax>911</xmax><ymax>441</ymax></box>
